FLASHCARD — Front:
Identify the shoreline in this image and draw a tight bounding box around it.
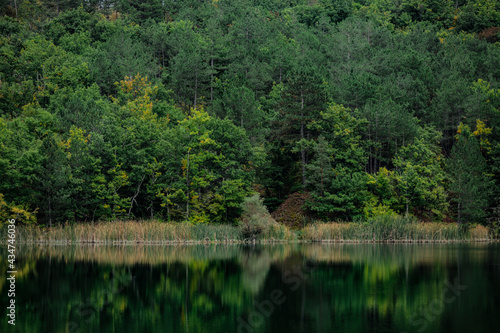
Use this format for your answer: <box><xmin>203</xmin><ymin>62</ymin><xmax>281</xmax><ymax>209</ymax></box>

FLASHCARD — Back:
<box><xmin>1</xmin><ymin>240</ymin><xmax>497</xmax><ymax>246</ymax></box>
<box><xmin>1</xmin><ymin>219</ymin><xmax>496</xmax><ymax>245</ymax></box>
<box><xmin>1</xmin><ymin>238</ymin><xmax>496</xmax><ymax>246</ymax></box>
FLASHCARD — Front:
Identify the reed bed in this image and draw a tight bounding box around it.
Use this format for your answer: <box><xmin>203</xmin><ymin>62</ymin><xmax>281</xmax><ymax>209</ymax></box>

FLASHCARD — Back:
<box><xmin>6</xmin><ymin>220</ymin><xmax>241</xmax><ymax>244</ymax></box>
<box><xmin>2</xmin><ymin>220</ymin><xmax>292</xmax><ymax>244</ymax></box>
<box><xmin>1</xmin><ymin>217</ymin><xmax>493</xmax><ymax>244</ymax></box>
<box><xmin>262</xmin><ymin>223</ymin><xmax>296</xmax><ymax>241</ymax></box>
<box><xmin>301</xmin><ymin>216</ymin><xmax>491</xmax><ymax>242</ymax></box>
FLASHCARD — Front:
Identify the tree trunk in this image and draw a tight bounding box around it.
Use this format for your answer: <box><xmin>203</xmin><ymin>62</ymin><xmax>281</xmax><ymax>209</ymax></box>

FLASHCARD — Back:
<box><xmin>186</xmin><ymin>150</ymin><xmax>190</xmax><ymax>220</ymax></box>
<box><xmin>193</xmin><ymin>75</ymin><xmax>198</xmax><ymax>109</ymax></box>
<box><xmin>48</xmin><ymin>196</ymin><xmax>52</xmax><ymax>228</ymax></box>
<box><xmin>128</xmin><ymin>175</ymin><xmax>145</xmax><ymax>218</ymax></box>
<box><xmin>320</xmin><ymin>162</ymin><xmax>324</xmax><ymax>197</ymax></box>
<box><xmin>210</xmin><ymin>57</ymin><xmax>214</xmax><ymax>102</ymax></box>
<box><xmin>300</xmin><ymin>90</ymin><xmax>306</xmax><ymax>188</ymax></box>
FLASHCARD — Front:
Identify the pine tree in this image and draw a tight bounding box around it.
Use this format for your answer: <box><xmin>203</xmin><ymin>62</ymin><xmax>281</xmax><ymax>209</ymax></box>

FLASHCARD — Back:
<box><xmin>448</xmin><ymin>123</ymin><xmax>493</xmax><ymax>223</ymax></box>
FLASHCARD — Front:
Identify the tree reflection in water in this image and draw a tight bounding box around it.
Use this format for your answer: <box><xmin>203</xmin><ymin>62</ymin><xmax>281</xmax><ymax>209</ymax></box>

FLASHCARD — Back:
<box><xmin>0</xmin><ymin>243</ymin><xmax>499</xmax><ymax>333</ymax></box>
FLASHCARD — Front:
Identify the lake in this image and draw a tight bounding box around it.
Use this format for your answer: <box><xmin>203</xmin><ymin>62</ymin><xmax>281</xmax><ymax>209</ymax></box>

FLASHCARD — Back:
<box><xmin>1</xmin><ymin>243</ymin><xmax>499</xmax><ymax>333</ymax></box>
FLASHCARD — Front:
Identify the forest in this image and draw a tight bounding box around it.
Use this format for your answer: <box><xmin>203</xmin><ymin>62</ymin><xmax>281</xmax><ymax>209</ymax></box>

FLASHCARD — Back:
<box><xmin>0</xmin><ymin>0</ymin><xmax>499</xmax><ymax>229</ymax></box>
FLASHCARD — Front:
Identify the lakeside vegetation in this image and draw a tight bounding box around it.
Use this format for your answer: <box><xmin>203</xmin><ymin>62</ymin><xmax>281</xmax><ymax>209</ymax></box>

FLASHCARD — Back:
<box><xmin>301</xmin><ymin>218</ymin><xmax>491</xmax><ymax>242</ymax></box>
<box><xmin>1</xmin><ymin>1</ymin><xmax>500</xmax><ymax>233</ymax></box>
<box><xmin>2</xmin><ymin>192</ymin><xmax>494</xmax><ymax>243</ymax></box>
<box><xmin>1</xmin><ymin>217</ymin><xmax>492</xmax><ymax>244</ymax></box>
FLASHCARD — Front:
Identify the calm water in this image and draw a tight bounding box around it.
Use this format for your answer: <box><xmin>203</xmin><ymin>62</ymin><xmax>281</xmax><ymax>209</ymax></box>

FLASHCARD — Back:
<box><xmin>1</xmin><ymin>243</ymin><xmax>499</xmax><ymax>333</ymax></box>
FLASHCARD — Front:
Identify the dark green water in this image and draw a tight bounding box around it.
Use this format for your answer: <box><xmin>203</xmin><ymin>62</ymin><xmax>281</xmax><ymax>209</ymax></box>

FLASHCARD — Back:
<box><xmin>1</xmin><ymin>243</ymin><xmax>499</xmax><ymax>333</ymax></box>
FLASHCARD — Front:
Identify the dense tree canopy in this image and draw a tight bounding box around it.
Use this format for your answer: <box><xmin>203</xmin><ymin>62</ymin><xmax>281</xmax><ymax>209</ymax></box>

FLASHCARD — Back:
<box><xmin>1</xmin><ymin>0</ymin><xmax>499</xmax><ymax>225</ymax></box>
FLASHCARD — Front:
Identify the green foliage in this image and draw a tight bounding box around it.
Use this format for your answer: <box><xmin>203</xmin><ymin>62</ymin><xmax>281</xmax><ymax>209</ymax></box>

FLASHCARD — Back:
<box><xmin>0</xmin><ymin>193</ymin><xmax>37</xmax><ymax>224</ymax></box>
<box><xmin>447</xmin><ymin>122</ymin><xmax>494</xmax><ymax>223</ymax></box>
<box><xmin>90</xmin><ymin>30</ymin><xmax>158</xmax><ymax>96</ymax></box>
<box><xmin>170</xmin><ymin>109</ymin><xmax>254</xmax><ymax>223</ymax></box>
<box><xmin>211</xmin><ymin>81</ymin><xmax>265</xmax><ymax>143</ymax></box>
<box><xmin>165</xmin><ymin>20</ymin><xmax>212</xmax><ymax>110</ymax></box>
<box><xmin>45</xmin><ymin>7</ymin><xmax>96</xmax><ymax>45</ymax></box>
<box><xmin>455</xmin><ymin>0</ymin><xmax>500</xmax><ymax>33</ymax></box>
<box><xmin>366</xmin><ymin>167</ymin><xmax>399</xmax><ymax>210</ymax></box>
<box><xmin>363</xmin><ymin>198</ymin><xmax>399</xmax><ymax>219</ymax></box>
<box><xmin>393</xmin><ymin>127</ymin><xmax>448</xmax><ymax>219</ymax></box>
<box><xmin>1</xmin><ymin>0</ymin><xmax>499</xmax><ymax>226</ymax></box>
<box><xmin>116</xmin><ymin>0</ymin><xmax>166</xmax><ymax>23</ymax></box>
<box><xmin>306</xmin><ymin>104</ymin><xmax>370</xmax><ymax>220</ymax></box>
<box><xmin>0</xmin><ymin>115</ymin><xmax>44</xmax><ymax>216</ymax></box>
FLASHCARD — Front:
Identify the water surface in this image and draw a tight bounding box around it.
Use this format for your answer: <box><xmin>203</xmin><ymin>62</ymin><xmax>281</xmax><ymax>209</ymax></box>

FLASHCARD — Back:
<box><xmin>1</xmin><ymin>243</ymin><xmax>499</xmax><ymax>333</ymax></box>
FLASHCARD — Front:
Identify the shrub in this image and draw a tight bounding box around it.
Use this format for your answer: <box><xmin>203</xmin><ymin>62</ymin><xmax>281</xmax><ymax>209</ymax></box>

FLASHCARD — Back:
<box><xmin>239</xmin><ymin>194</ymin><xmax>279</xmax><ymax>239</ymax></box>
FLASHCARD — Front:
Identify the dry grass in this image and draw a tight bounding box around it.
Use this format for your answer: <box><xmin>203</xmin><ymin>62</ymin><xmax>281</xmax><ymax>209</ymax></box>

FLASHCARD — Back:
<box><xmin>1</xmin><ymin>218</ymin><xmax>493</xmax><ymax>245</ymax></box>
<box><xmin>8</xmin><ymin>220</ymin><xmax>242</xmax><ymax>244</ymax></box>
<box><xmin>3</xmin><ymin>219</ymin><xmax>295</xmax><ymax>244</ymax></box>
<box><xmin>469</xmin><ymin>224</ymin><xmax>490</xmax><ymax>240</ymax></box>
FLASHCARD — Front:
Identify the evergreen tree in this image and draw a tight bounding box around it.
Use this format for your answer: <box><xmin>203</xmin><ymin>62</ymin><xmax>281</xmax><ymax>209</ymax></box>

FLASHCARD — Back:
<box><xmin>448</xmin><ymin>122</ymin><xmax>494</xmax><ymax>223</ymax></box>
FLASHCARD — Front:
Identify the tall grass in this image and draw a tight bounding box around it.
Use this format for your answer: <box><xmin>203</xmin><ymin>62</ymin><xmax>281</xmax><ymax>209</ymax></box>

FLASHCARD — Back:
<box><xmin>4</xmin><ymin>220</ymin><xmax>243</xmax><ymax>244</ymax></box>
<box><xmin>1</xmin><ymin>216</ymin><xmax>493</xmax><ymax>244</ymax></box>
<box><xmin>301</xmin><ymin>216</ymin><xmax>491</xmax><ymax>242</ymax></box>
<box><xmin>1</xmin><ymin>219</ymin><xmax>294</xmax><ymax>244</ymax></box>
